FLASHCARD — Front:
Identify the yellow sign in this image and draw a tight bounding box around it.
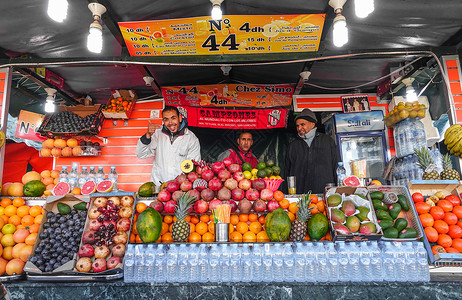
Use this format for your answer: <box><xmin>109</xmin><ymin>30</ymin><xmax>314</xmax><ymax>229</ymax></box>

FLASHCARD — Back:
<box><xmin>119</xmin><ymin>14</ymin><xmax>325</xmax><ymax>56</ymax></box>
<box><xmin>0</xmin><ymin>130</ymin><xmax>4</xmax><ymax>148</ymax></box>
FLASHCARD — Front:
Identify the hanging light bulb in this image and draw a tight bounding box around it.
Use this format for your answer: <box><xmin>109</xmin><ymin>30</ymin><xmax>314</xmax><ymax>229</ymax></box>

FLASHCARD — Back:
<box><xmin>87</xmin><ymin>2</ymin><xmax>106</xmax><ymax>54</ymax></box>
<box><xmin>329</xmin><ymin>0</ymin><xmax>348</xmax><ymax>47</ymax></box>
<box><xmin>402</xmin><ymin>78</ymin><xmax>418</xmax><ymax>103</ymax></box>
<box><xmin>210</xmin><ymin>0</ymin><xmax>224</xmax><ymax>20</ymax></box>
<box><xmin>354</xmin><ymin>0</ymin><xmax>374</xmax><ymax>18</ymax></box>
<box><xmin>44</xmin><ymin>88</ymin><xmax>57</xmax><ymax>113</ymax></box>
<box><xmin>47</xmin><ymin>0</ymin><xmax>68</xmax><ymax>23</ymax></box>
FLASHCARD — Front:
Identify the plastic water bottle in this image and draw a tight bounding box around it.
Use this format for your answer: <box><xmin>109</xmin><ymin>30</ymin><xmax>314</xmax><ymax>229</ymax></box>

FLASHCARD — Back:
<box><xmin>283</xmin><ymin>244</ymin><xmax>294</xmax><ymax>282</ymax></box>
<box><xmin>392</xmin><ymin>242</ymin><xmax>406</xmax><ymax>281</ymax></box>
<box><xmin>220</xmin><ymin>243</ymin><xmax>231</xmax><ymax>282</ymax></box>
<box><xmin>336</xmin><ymin>162</ymin><xmax>346</xmax><ymax>186</ymax></box>
<box><xmin>398</xmin><ymin>119</ymin><xmax>409</xmax><ymax>156</ymax></box>
<box><xmin>154</xmin><ymin>244</ymin><xmax>166</xmax><ymax>283</ymax></box>
<box><xmin>251</xmin><ymin>244</ymin><xmax>263</xmax><ymax>282</ymax></box>
<box><xmin>314</xmin><ymin>243</ymin><xmax>328</xmax><ymax>282</ymax></box>
<box><xmin>414</xmin><ymin>242</ymin><xmax>430</xmax><ymax>282</ymax></box>
<box><xmin>393</xmin><ymin>122</ymin><xmax>401</xmax><ymax>157</ymax></box>
<box><xmin>188</xmin><ymin>244</ymin><xmax>199</xmax><ymax>283</ymax></box>
<box><xmin>294</xmin><ymin>243</ymin><xmax>306</xmax><ymax>282</ymax></box>
<box><xmin>166</xmin><ymin>245</ymin><xmax>178</xmax><ymax>282</ymax></box>
<box><xmin>88</xmin><ymin>166</ymin><xmax>96</xmax><ymax>181</ymax></box>
<box><xmin>402</xmin><ymin>242</ymin><xmax>417</xmax><ymax>282</ymax></box>
<box><xmin>178</xmin><ymin>244</ymin><xmax>189</xmax><ymax>283</ymax></box>
<box><xmin>197</xmin><ymin>244</ymin><xmax>208</xmax><ymax>283</ymax></box>
<box><xmin>325</xmin><ymin>242</ymin><xmax>338</xmax><ymax>282</ymax></box>
<box><xmin>369</xmin><ymin>241</ymin><xmax>383</xmax><ymax>281</ymax></box>
<box><xmin>144</xmin><ymin>244</ymin><xmax>155</xmax><ymax>283</ymax></box>
<box><xmin>241</xmin><ymin>244</ymin><xmax>252</xmax><ymax>282</ymax></box>
<box><xmin>208</xmin><ymin>244</ymin><xmax>221</xmax><ymax>282</ymax></box>
<box><xmin>262</xmin><ymin>244</ymin><xmax>273</xmax><ymax>282</ymax></box>
<box><xmin>59</xmin><ymin>166</ymin><xmax>69</xmax><ymax>183</ymax></box>
<box><xmin>68</xmin><ymin>166</ymin><xmax>78</xmax><ymax>190</ymax></box>
<box><xmin>123</xmin><ymin>244</ymin><xmax>135</xmax><ymax>283</ymax></box>
<box><xmin>272</xmin><ymin>243</ymin><xmax>284</xmax><ymax>282</ymax></box>
<box><xmin>381</xmin><ymin>242</ymin><xmax>397</xmax><ymax>281</ymax></box>
<box><xmin>78</xmin><ymin>167</ymin><xmax>88</xmax><ymax>188</ymax></box>
<box><xmin>95</xmin><ymin>166</ymin><xmax>106</xmax><ymax>184</ymax></box>
<box><xmin>108</xmin><ymin>166</ymin><xmax>118</xmax><ymax>191</ymax></box>
<box><xmin>348</xmin><ymin>243</ymin><xmax>361</xmax><ymax>281</ymax></box>
<box><xmin>230</xmin><ymin>243</ymin><xmax>241</xmax><ymax>282</ymax></box>
<box><xmin>134</xmin><ymin>244</ymin><xmax>145</xmax><ymax>283</ymax></box>
<box><xmin>304</xmin><ymin>243</ymin><xmax>316</xmax><ymax>282</ymax></box>
<box><xmin>337</xmin><ymin>242</ymin><xmax>349</xmax><ymax>281</ymax></box>
<box><xmin>359</xmin><ymin>242</ymin><xmax>372</xmax><ymax>282</ymax></box>
<box><xmin>414</xmin><ymin>118</ymin><xmax>427</xmax><ymax>150</ymax></box>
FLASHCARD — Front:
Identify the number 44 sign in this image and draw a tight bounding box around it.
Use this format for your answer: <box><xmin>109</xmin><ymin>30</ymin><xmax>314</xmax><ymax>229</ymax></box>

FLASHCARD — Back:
<box><xmin>118</xmin><ymin>14</ymin><xmax>325</xmax><ymax>56</ymax></box>
<box><xmin>14</xmin><ymin>110</ymin><xmax>46</xmax><ymax>142</ymax></box>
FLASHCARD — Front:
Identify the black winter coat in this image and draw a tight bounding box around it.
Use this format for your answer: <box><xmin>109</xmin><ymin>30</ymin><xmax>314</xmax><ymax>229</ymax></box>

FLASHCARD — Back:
<box><xmin>285</xmin><ymin>131</ymin><xmax>340</xmax><ymax>194</ymax></box>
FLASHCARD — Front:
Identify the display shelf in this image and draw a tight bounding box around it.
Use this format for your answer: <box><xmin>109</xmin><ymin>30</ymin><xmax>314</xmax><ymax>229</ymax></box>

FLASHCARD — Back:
<box><xmin>39</xmin><ymin>146</ymin><xmax>101</xmax><ymax>157</ymax></box>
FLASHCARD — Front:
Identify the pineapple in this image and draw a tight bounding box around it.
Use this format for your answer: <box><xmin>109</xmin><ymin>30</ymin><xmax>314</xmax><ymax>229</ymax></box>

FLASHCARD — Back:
<box><xmin>289</xmin><ymin>193</ymin><xmax>314</xmax><ymax>242</ymax></box>
<box><xmin>171</xmin><ymin>192</ymin><xmax>196</xmax><ymax>242</ymax></box>
<box><xmin>440</xmin><ymin>153</ymin><xmax>461</xmax><ymax>180</ymax></box>
<box><xmin>415</xmin><ymin>147</ymin><xmax>440</xmax><ymax>180</ymax></box>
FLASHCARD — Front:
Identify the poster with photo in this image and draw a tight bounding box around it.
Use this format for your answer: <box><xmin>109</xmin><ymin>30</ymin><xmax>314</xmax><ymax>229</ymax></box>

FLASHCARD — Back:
<box><xmin>341</xmin><ymin>94</ymin><xmax>370</xmax><ymax>113</ymax></box>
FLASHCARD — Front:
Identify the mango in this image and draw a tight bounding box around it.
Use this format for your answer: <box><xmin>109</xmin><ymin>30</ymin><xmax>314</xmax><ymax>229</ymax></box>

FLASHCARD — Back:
<box><xmin>341</xmin><ymin>200</ymin><xmax>356</xmax><ymax>217</ymax></box>
<box><xmin>345</xmin><ymin>215</ymin><xmax>360</xmax><ymax>233</ymax></box>
<box><xmin>330</xmin><ymin>208</ymin><xmax>346</xmax><ymax>223</ymax></box>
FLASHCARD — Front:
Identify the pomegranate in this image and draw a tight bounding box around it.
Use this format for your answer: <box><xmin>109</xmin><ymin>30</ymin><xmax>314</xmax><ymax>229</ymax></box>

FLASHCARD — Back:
<box><xmin>208</xmin><ymin>178</ymin><xmax>223</xmax><ymax>191</ymax></box>
<box><xmin>92</xmin><ymin>258</ymin><xmax>107</xmax><ymax>273</ymax></box>
<box><xmin>164</xmin><ymin>200</ymin><xmax>177</xmax><ymax>214</ymax></box>
<box><xmin>260</xmin><ymin>188</ymin><xmax>274</xmax><ymax>201</ymax></box>
<box><xmin>238</xmin><ymin>179</ymin><xmax>251</xmax><ymax>191</ymax></box>
<box><xmin>222</xmin><ymin>200</ymin><xmax>237</xmax><ymax>212</ymax></box>
<box><xmin>149</xmin><ymin>199</ymin><xmax>164</xmax><ymax>212</ymax></box>
<box><xmin>89</xmin><ymin>219</ymin><xmax>102</xmax><ymax>231</ymax></box>
<box><xmin>112</xmin><ymin>243</ymin><xmax>126</xmax><ymax>257</ymax></box>
<box><xmin>94</xmin><ymin>245</ymin><xmax>110</xmax><ymax>258</ymax></box>
<box><xmin>245</xmin><ymin>188</ymin><xmax>260</xmax><ymax>201</ymax></box>
<box><xmin>201</xmin><ymin>169</ymin><xmax>214</xmax><ymax>182</ymax></box>
<box><xmin>187</xmin><ymin>189</ymin><xmax>200</xmax><ymax>201</ymax></box>
<box><xmin>212</xmin><ymin>161</ymin><xmax>226</xmax><ymax>174</ymax></box>
<box><xmin>218</xmin><ymin>169</ymin><xmax>231</xmax><ymax>181</ymax></box>
<box><xmin>194</xmin><ymin>199</ymin><xmax>209</xmax><ymax>214</ymax></box>
<box><xmin>223</xmin><ymin>157</ymin><xmax>233</xmax><ymax>167</ymax></box>
<box><xmin>103</xmin><ymin>220</ymin><xmax>117</xmax><ymax>229</ymax></box>
<box><xmin>157</xmin><ymin>190</ymin><xmax>171</xmax><ymax>202</ymax></box>
<box><xmin>238</xmin><ymin>199</ymin><xmax>252</xmax><ymax>213</ymax></box>
<box><xmin>166</xmin><ymin>181</ymin><xmax>180</xmax><ymax>193</ymax></box>
<box><xmin>217</xmin><ymin>187</ymin><xmax>231</xmax><ymax>201</ymax></box>
<box><xmin>231</xmin><ymin>188</ymin><xmax>245</xmax><ymax>201</ymax></box>
<box><xmin>192</xmin><ymin>179</ymin><xmax>208</xmax><ymax>192</ymax></box>
<box><xmin>233</xmin><ymin>171</ymin><xmax>245</xmax><ymax>182</ymax></box>
<box><xmin>113</xmin><ymin>231</ymin><xmax>129</xmax><ymax>244</ymax></box>
<box><xmin>107</xmin><ymin>256</ymin><xmax>122</xmax><ymax>270</ymax></box>
<box><xmin>224</xmin><ymin>178</ymin><xmax>238</xmax><ymax>190</ymax></box>
<box><xmin>228</xmin><ymin>164</ymin><xmax>242</xmax><ymax>174</ymax></box>
<box><xmin>78</xmin><ymin>244</ymin><xmax>95</xmax><ymax>257</ymax></box>
<box><xmin>253</xmin><ymin>199</ymin><xmax>267</xmax><ymax>213</ymax></box>
<box><xmin>82</xmin><ymin>231</ymin><xmax>96</xmax><ymax>245</ymax></box>
<box><xmin>180</xmin><ymin>180</ymin><xmax>193</xmax><ymax>192</ymax></box>
<box><xmin>172</xmin><ymin>190</ymin><xmax>184</xmax><ymax>201</ymax></box>
<box><xmin>117</xmin><ymin>217</ymin><xmax>131</xmax><ymax>232</ymax></box>
<box><xmin>187</xmin><ymin>172</ymin><xmax>199</xmax><ymax>183</ymax></box>
<box><xmin>201</xmin><ymin>188</ymin><xmax>215</xmax><ymax>201</ymax></box>
<box><xmin>267</xmin><ymin>199</ymin><xmax>280</xmax><ymax>212</ymax></box>
<box><xmin>196</xmin><ymin>166</ymin><xmax>204</xmax><ymax>175</ymax></box>
<box><xmin>209</xmin><ymin>198</ymin><xmax>223</xmax><ymax>210</ymax></box>
<box><xmin>175</xmin><ymin>174</ymin><xmax>188</xmax><ymax>185</ymax></box>
<box><xmin>75</xmin><ymin>257</ymin><xmax>92</xmax><ymax>272</ymax></box>
<box><xmin>252</xmin><ymin>179</ymin><xmax>266</xmax><ymax>191</ymax></box>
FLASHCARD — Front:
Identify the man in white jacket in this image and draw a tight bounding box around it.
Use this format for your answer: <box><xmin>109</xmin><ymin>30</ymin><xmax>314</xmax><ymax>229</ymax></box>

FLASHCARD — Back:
<box><xmin>136</xmin><ymin>106</ymin><xmax>201</xmax><ymax>185</ymax></box>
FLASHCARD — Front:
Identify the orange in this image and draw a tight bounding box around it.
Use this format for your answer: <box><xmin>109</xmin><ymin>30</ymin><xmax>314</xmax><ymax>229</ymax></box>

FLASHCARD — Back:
<box><xmin>162</xmin><ymin>232</ymin><xmax>173</xmax><ymax>243</ymax></box>
<box><xmin>309</xmin><ymin>203</ymin><xmax>319</xmax><ymax>214</ymax></box>
<box><xmin>415</xmin><ymin>202</ymin><xmax>431</xmax><ymax>214</ymax></box>
<box><xmin>448</xmin><ymin>225</ymin><xmax>462</xmax><ymax>239</ymax></box>
<box><xmin>29</xmin><ymin>223</ymin><xmax>40</xmax><ymax>234</ymax></box>
<box><xmin>16</xmin><ymin>206</ymin><xmax>29</xmax><ymax>218</ymax></box>
<box><xmin>273</xmin><ymin>191</ymin><xmax>284</xmax><ymax>202</ymax></box>
<box><xmin>230</xmin><ymin>215</ymin><xmax>239</xmax><ymax>225</ymax></box>
<box><xmin>279</xmin><ymin>199</ymin><xmax>290</xmax><ymax>210</ymax></box>
<box><xmin>289</xmin><ymin>202</ymin><xmax>298</xmax><ymax>214</ymax></box>
<box><xmin>164</xmin><ymin>215</ymin><xmax>173</xmax><ymax>224</ymax></box>
<box><xmin>230</xmin><ymin>231</ymin><xmax>243</xmax><ymax>242</ymax></box>
<box><xmin>242</xmin><ymin>231</ymin><xmax>256</xmax><ymax>242</ymax></box>
<box><xmin>71</xmin><ymin>187</ymin><xmax>81</xmax><ymax>195</ymax></box>
<box><xmin>304</xmin><ymin>234</ymin><xmax>311</xmax><ymax>241</ymax></box>
<box><xmin>202</xmin><ymin>232</ymin><xmax>214</xmax><ymax>243</ymax></box>
<box><xmin>135</xmin><ymin>235</ymin><xmax>143</xmax><ymax>243</ymax></box>
<box><xmin>34</xmin><ymin>215</ymin><xmax>43</xmax><ymax>224</ymax></box>
<box><xmin>25</xmin><ymin>233</ymin><xmax>37</xmax><ymax>246</ymax></box>
<box><xmin>430</xmin><ymin>206</ymin><xmax>445</xmax><ymax>221</ymax></box>
<box><xmin>4</xmin><ymin>205</ymin><xmax>17</xmax><ymax>217</ymax></box>
<box><xmin>41</xmin><ymin>177</ymin><xmax>54</xmax><ymax>186</ymax></box>
<box><xmin>452</xmin><ymin>238</ymin><xmax>462</xmax><ymax>252</ymax></box>
<box><xmin>195</xmin><ymin>222</ymin><xmax>208</xmax><ymax>235</ymax></box>
<box><xmin>229</xmin><ymin>223</ymin><xmax>234</xmax><ymax>234</ymax></box>
<box><xmin>424</xmin><ymin>227</ymin><xmax>438</xmax><ymax>243</ymax></box>
<box><xmin>437</xmin><ymin>200</ymin><xmax>453</xmax><ymax>212</ymax></box>
<box><xmin>173</xmin><ymin>216</ymin><xmax>178</xmax><ymax>222</ymax></box>
<box><xmin>256</xmin><ymin>231</ymin><xmax>269</xmax><ymax>242</ymax></box>
<box><xmin>453</xmin><ymin>206</ymin><xmax>462</xmax><ymax>219</ymax></box>
<box><xmin>200</xmin><ymin>215</ymin><xmax>210</xmax><ymax>223</ymax></box>
<box><xmin>431</xmin><ymin>245</ymin><xmax>446</xmax><ymax>255</ymax></box>
<box><xmin>130</xmin><ymin>233</ymin><xmax>136</xmax><ymax>243</ymax></box>
<box><xmin>419</xmin><ymin>213</ymin><xmax>434</xmax><ymax>228</ymax></box>
<box><xmin>310</xmin><ymin>194</ymin><xmax>319</xmax><ymax>204</ymax></box>
<box><xmin>21</xmin><ymin>215</ymin><xmax>34</xmax><ymax>226</ymax></box>
<box><xmin>444</xmin><ymin>213</ymin><xmax>458</xmax><ymax>225</ymax></box>
<box><xmin>189</xmin><ymin>223</ymin><xmax>196</xmax><ymax>234</ymax></box>
<box><xmin>50</xmin><ymin>170</ymin><xmax>60</xmax><ymax>179</ymax></box>
<box><xmin>236</xmin><ymin>221</ymin><xmax>249</xmax><ymax>234</ymax></box>
<box><xmin>434</xmin><ymin>220</ymin><xmax>449</xmax><ymax>234</ymax></box>
<box><xmin>258</xmin><ymin>215</ymin><xmax>266</xmax><ymax>224</ymax></box>
<box><xmin>185</xmin><ymin>215</ymin><xmax>191</xmax><ymax>223</ymax></box>
<box><xmin>239</xmin><ymin>214</ymin><xmax>249</xmax><ymax>223</ymax></box>
<box><xmin>325</xmin><ymin>232</ymin><xmax>332</xmax><ymax>241</ymax></box>
<box><xmin>287</xmin><ymin>211</ymin><xmax>296</xmax><ymax>222</ymax></box>
<box><xmin>445</xmin><ymin>247</ymin><xmax>459</xmax><ymax>253</ymax></box>
<box><xmin>169</xmin><ymin>223</ymin><xmax>173</xmax><ymax>233</ymax></box>
<box><xmin>438</xmin><ymin>233</ymin><xmax>453</xmax><ymax>248</ymax></box>
<box><xmin>8</xmin><ymin>215</ymin><xmax>21</xmax><ymax>226</ymax></box>
<box><xmin>40</xmin><ymin>170</ymin><xmax>51</xmax><ymax>178</ymax></box>
<box><xmin>0</xmin><ymin>199</ymin><xmax>11</xmax><ymax>208</ymax></box>
<box><xmin>0</xmin><ymin>215</ymin><xmax>8</xmax><ymax>225</ymax></box>
<box><xmin>136</xmin><ymin>203</ymin><xmax>147</xmax><ymax>214</ymax></box>
<box><xmin>188</xmin><ymin>232</ymin><xmax>201</xmax><ymax>243</ymax></box>
<box><xmin>316</xmin><ymin>201</ymin><xmax>325</xmax><ymax>213</ymax></box>
<box><xmin>132</xmin><ymin>222</ymin><xmax>138</xmax><ymax>235</ymax></box>
<box><xmin>190</xmin><ymin>216</ymin><xmax>200</xmax><ymax>224</ymax></box>
<box><xmin>249</xmin><ymin>221</ymin><xmax>262</xmax><ymax>234</ymax></box>
<box><xmin>248</xmin><ymin>214</ymin><xmax>258</xmax><ymax>222</ymax></box>
<box><xmin>161</xmin><ymin>222</ymin><xmax>169</xmax><ymax>235</ymax></box>
<box><xmin>12</xmin><ymin>198</ymin><xmax>25</xmax><ymax>208</ymax></box>
<box><xmin>208</xmin><ymin>222</ymin><xmax>215</xmax><ymax>234</ymax></box>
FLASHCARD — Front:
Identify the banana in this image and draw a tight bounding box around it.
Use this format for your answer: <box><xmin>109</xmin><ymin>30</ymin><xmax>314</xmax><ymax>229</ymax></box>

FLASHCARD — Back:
<box><xmin>445</xmin><ymin>127</ymin><xmax>462</xmax><ymax>147</ymax></box>
<box><xmin>445</xmin><ymin>124</ymin><xmax>462</xmax><ymax>139</ymax></box>
<box><xmin>448</xmin><ymin>131</ymin><xmax>462</xmax><ymax>149</ymax></box>
<box><xmin>450</xmin><ymin>136</ymin><xmax>462</xmax><ymax>153</ymax></box>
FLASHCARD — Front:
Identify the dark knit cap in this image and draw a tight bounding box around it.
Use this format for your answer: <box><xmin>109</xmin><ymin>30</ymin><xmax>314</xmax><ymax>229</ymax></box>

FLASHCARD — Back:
<box><xmin>294</xmin><ymin>108</ymin><xmax>317</xmax><ymax>123</ymax></box>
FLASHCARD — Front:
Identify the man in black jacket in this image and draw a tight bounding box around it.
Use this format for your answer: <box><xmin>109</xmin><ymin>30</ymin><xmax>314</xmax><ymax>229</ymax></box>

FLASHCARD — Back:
<box><xmin>285</xmin><ymin>108</ymin><xmax>340</xmax><ymax>194</ymax></box>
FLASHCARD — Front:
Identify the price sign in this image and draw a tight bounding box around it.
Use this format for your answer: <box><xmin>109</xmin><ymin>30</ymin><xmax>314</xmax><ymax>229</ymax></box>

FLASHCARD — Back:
<box><xmin>15</xmin><ymin>110</ymin><xmax>46</xmax><ymax>142</ymax></box>
<box><xmin>119</xmin><ymin>14</ymin><xmax>325</xmax><ymax>56</ymax></box>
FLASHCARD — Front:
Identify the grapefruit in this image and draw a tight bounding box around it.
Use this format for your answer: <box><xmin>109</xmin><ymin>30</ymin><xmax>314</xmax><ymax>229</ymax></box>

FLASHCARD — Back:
<box><xmin>53</xmin><ymin>138</ymin><xmax>67</xmax><ymax>148</ymax></box>
<box><xmin>5</xmin><ymin>258</ymin><xmax>25</xmax><ymax>275</ymax></box>
<box><xmin>343</xmin><ymin>175</ymin><xmax>361</xmax><ymax>187</ymax></box>
<box><xmin>1</xmin><ymin>183</ymin><xmax>12</xmax><ymax>196</ymax></box>
<box><xmin>7</xmin><ymin>183</ymin><xmax>24</xmax><ymax>197</ymax></box>
<box><xmin>81</xmin><ymin>181</ymin><xmax>97</xmax><ymax>195</ymax></box>
<box><xmin>52</xmin><ymin>182</ymin><xmax>71</xmax><ymax>196</ymax></box>
<box><xmin>22</xmin><ymin>171</ymin><xmax>41</xmax><ymax>185</ymax></box>
<box><xmin>66</xmin><ymin>138</ymin><xmax>78</xmax><ymax>147</ymax></box>
<box><xmin>42</xmin><ymin>139</ymin><xmax>54</xmax><ymax>148</ymax></box>
<box><xmin>96</xmin><ymin>180</ymin><xmax>114</xmax><ymax>193</ymax></box>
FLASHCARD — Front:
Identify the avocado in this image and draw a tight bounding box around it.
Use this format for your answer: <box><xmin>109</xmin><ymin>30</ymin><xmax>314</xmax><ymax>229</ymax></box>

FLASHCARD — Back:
<box><xmin>370</xmin><ymin>191</ymin><xmax>384</xmax><ymax>200</ymax></box>
<box><xmin>354</xmin><ymin>194</ymin><xmax>366</xmax><ymax>200</ymax></box>
<box><xmin>389</xmin><ymin>203</ymin><xmax>402</xmax><ymax>219</ymax></box>
<box><xmin>378</xmin><ymin>220</ymin><xmax>394</xmax><ymax>231</ymax></box>
<box><xmin>394</xmin><ymin>218</ymin><xmax>408</xmax><ymax>232</ymax></box>
<box><xmin>397</xmin><ymin>194</ymin><xmax>410</xmax><ymax>211</ymax></box>
<box><xmin>73</xmin><ymin>202</ymin><xmax>87</xmax><ymax>211</ymax></box>
<box><xmin>375</xmin><ymin>209</ymin><xmax>393</xmax><ymax>221</ymax></box>
<box><xmin>399</xmin><ymin>228</ymin><xmax>418</xmax><ymax>239</ymax></box>
<box><xmin>383</xmin><ymin>227</ymin><xmax>399</xmax><ymax>238</ymax></box>
<box><xmin>57</xmin><ymin>202</ymin><xmax>71</xmax><ymax>215</ymax></box>
<box><xmin>373</xmin><ymin>199</ymin><xmax>388</xmax><ymax>211</ymax></box>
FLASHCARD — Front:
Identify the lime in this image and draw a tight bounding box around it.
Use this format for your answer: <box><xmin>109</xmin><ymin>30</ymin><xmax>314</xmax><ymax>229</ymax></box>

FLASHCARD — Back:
<box><xmin>272</xmin><ymin>166</ymin><xmax>281</xmax><ymax>176</ymax></box>
<box><xmin>243</xmin><ymin>171</ymin><xmax>252</xmax><ymax>180</ymax></box>
<box><xmin>2</xmin><ymin>224</ymin><xmax>16</xmax><ymax>235</ymax></box>
<box><xmin>257</xmin><ymin>169</ymin><xmax>267</xmax><ymax>178</ymax></box>
<box><xmin>256</xmin><ymin>161</ymin><xmax>266</xmax><ymax>170</ymax></box>
<box><xmin>242</xmin><ymin>162</ymin><xmax>252</xmax><ymax>172</ymax></box>
<box><xmin>264</xmin><ymin>168</ymin><xmax>273</xmax><ymax>177</ymax></box>
<box><xmin>251</xmin><ymin>169</ymin><xmax>259</xmax><ymax>177</ymax></box>
<box><xmin>266</xmin><ymin>159</ymin><xmax>275</xmax><ymax>168</ymax></box>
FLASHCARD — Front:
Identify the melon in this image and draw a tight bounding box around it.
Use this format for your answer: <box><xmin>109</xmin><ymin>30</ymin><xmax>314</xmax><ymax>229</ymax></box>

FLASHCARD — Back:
<box><xmin>23</xmin><ymin>180</ymin><xmax>46</xmax><ymax>197</ymax></box>
<box><xmin>136</xmin><ymin>207</ymin><xmax>162</xmax><ymax>243</ymax></box>
<box><xmin>343</xmin><ymin>175</ymin><xmax>361</xmax><ymax>187</ymax></box>
<box><xmin>22</xmin><ymin>171</ymin><xmax>41</xmax><ymax>185</ymax></box>
<box><xmin>264</xmin><ymin>208</ymin><xmax>291</xmax><ymax>242</ymax></box>
<box><xmin>96</xmin><ymin>180</ymin><xmax>114</xmax><ymax>193</ymax></box>
<box><xmin>81</xmin><ymin>181</ymin><xmax>97</xmax><ymax>195</ymax></box>
<box><xmin>52</xmin><ymin>182</ymin><xmax>71</xmax><ymax>196</ymax></box>
<box><xmin>138</xmin><ymin>182</ymin><xmax>155</xmax><ymax>197</ymax></box>
<box><xmin>307</xmin><ymin>213</ymin><xmax>329</xmax><ymax>241</ymax></box>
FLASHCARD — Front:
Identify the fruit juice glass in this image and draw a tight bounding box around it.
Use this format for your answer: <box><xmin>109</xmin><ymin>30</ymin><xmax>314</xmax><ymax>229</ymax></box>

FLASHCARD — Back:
<box><xmin>287</xmin><ymin>176</ymin><xmax>296</xmax><ymax>194</ymax></box>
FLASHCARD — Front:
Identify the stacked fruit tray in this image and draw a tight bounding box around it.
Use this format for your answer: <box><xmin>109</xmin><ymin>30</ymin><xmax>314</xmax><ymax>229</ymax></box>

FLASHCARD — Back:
<box><xmin>383</xmin><ymin>102</ymin><xmax>426</xmax><ymax>127</ymax></box>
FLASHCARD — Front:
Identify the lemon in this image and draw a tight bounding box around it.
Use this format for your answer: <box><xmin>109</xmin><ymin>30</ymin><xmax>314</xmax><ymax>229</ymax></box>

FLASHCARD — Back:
<box><xmin>243</xmin><ymin>171</ymin><xmax>252</xmax><ymax>180</ymax></box>
<box><xmin>1</xmin><ymin>234</ymin><xmax>14</xmax><ymax>247</ymax></box>
<box><xmin>0</xmin><ymin>207</ymin><xmax>4</xmax><ymax>216</ymax></box>
<box><xmin>399</xmin><ymin>109</ymin><xmax>409</xmax><ymax>119</ymax></box>
<box><xmin>276</xmin><ymin>176</ymin><xmax>282</xmax><ymax>179</ymax></box>
<box><xmin>2</xmin><ymin>224</ymin><xmax>15</xmax><ymax>235</ymax></box>
<box><xmin>251</xmin><ymin>169</ymin><xmax>258</xmax><ymax>177</ymax></box>
<box><xmin>409</xmin><ymin>110</ymin><xmax>418</xmax><ymax>118</ymax></box>
<box><xmin>417</xmin><ymin>110</ymin><xmax>425</xmax><ymax>118</ymax></box>
<box><xmin>262</xmin><ymin>24</ymin><xmax>279</xmax><ymax>38</ymax></box>
<box><xmin>269</xmin><ymin>176</ymin><xmax>277</xmax><ymax>179</ymax></box>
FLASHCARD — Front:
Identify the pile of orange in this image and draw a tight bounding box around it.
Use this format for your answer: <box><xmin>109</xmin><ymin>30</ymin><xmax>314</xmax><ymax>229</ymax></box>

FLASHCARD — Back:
<box><xmin>41</xmin><ymin>138</ymin><xmax>82</xmax><ymax>158</ymax></box>
<box><xmin>104</xmin><ymin>97</ymin><xmax>133</xmax><ymax>113</ymax></box>
<box><xmin>39</xmin><ymin>170</ymin><xmax>60</xmax><ymax>196</ymax></box>
<box><xmin>0</xmin><ymin>197</ymin><xmax>43</xmax><ymax>275</ymax></box>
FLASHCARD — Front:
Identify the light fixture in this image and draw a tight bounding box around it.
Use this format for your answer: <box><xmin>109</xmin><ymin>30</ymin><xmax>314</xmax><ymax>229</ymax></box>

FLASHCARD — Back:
<box><xmin>87</xmin><ymin>2</ymin><xmax>107</xmax><ymax>54</ymax></box>
<box><xmin>221</xmin><ymin>65</ymin><xmax>232</xmax><ymax>76</ymax></box>
<box><xmin>44</xmin><ymin>88</ymin><xmax>57</xmax><ymax>113</ymax></box>
<box><xmin>354</xmin><ymin>0</ymin><xmax>374</xmax><ymax>18</ymax></box>
<box><xmin>402</xmin><ymin>78</ymin><xmax>418</xmax><ymax>102</ymax></box>
<box><xmin>329</xmin><ymin>0</ymin><xmax>348</xmax><ymax>47</ymax></box>
<box><xmin>47</xmin><ymin>0</ymin><xmax>68</xmax><ymax>23</ymax></box>
<box><xmin>210</xmin><ymin>0</ymin><xmax>224</xmax><ymax>20</ymax></box>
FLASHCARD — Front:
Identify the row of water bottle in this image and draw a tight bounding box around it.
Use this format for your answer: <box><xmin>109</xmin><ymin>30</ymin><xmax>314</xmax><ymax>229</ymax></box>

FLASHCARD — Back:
<box><xmin>392</xmin><ymin>148</ymin><xmax>443</xmax><ymax>186</ymax></box>
<box><xmin>123</xmin><ymin>241</ymin><xmax>429</xmax><ymax>283</ymax></box>
<box><xmin>393</xmin><ymin>118</ymin><xmax>427</xmax><ymax>157</ymax></box>
<box><xmin>59</xmin><ymin>165</ymin><xmax>118</xmax><ymax>190</ymax></box>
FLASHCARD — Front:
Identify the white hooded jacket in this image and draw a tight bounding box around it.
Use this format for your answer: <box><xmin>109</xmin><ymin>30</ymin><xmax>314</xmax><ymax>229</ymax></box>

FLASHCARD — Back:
<box><xmin>136</xmin><ymin>122</ymin><xmax>201</xmax><ymax>185</ymax></box>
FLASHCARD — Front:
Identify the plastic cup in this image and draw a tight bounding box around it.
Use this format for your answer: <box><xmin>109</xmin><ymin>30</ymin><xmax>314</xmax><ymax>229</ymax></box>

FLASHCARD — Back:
<box><xmin>287</xmin><ymin>176</ymin><xmax>296</xmax><ymax>194</ymax></box>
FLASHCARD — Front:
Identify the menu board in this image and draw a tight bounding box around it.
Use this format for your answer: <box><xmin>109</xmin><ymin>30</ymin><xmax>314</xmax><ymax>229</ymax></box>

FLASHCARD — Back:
<box><xmin>119</xmin><ymin>14</ymin><xmax>325</xmax><ymax>56</ymax></box>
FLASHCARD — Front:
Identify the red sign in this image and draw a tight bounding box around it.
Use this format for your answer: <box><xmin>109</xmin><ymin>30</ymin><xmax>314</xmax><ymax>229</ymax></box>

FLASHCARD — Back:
<box><xmin>15</xmin><ymin>110</ymin><xmax>46</xmax><ymax>142</ymax></box>
<box><xmin>177</xmin><ymin>107</ymin><xmax>288</xmax><ymax>129</ymax></box>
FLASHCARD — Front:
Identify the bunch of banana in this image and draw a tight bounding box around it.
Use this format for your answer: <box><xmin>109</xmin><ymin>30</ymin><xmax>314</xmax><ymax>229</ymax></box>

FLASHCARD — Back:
<box><xmin>444</xmin><ymin>124</ymin><xmax>462</xmax><ymax>156</ymax></box>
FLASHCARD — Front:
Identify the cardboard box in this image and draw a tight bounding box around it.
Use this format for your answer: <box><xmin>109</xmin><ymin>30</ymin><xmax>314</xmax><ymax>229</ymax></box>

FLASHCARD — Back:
<box><xmin>24</xmin><ymin>194</ymin><xmax>90</xmax><ymax>275</ymax></box>
<box><xmin>102</xmin><ymin>90</ymin><xmax>137</xmax><ymax>119</ymax></box>
<box><xmin>325</xmin><ymin>186</ymin><xmax>382</xmax><ymax>242</ymax></box>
